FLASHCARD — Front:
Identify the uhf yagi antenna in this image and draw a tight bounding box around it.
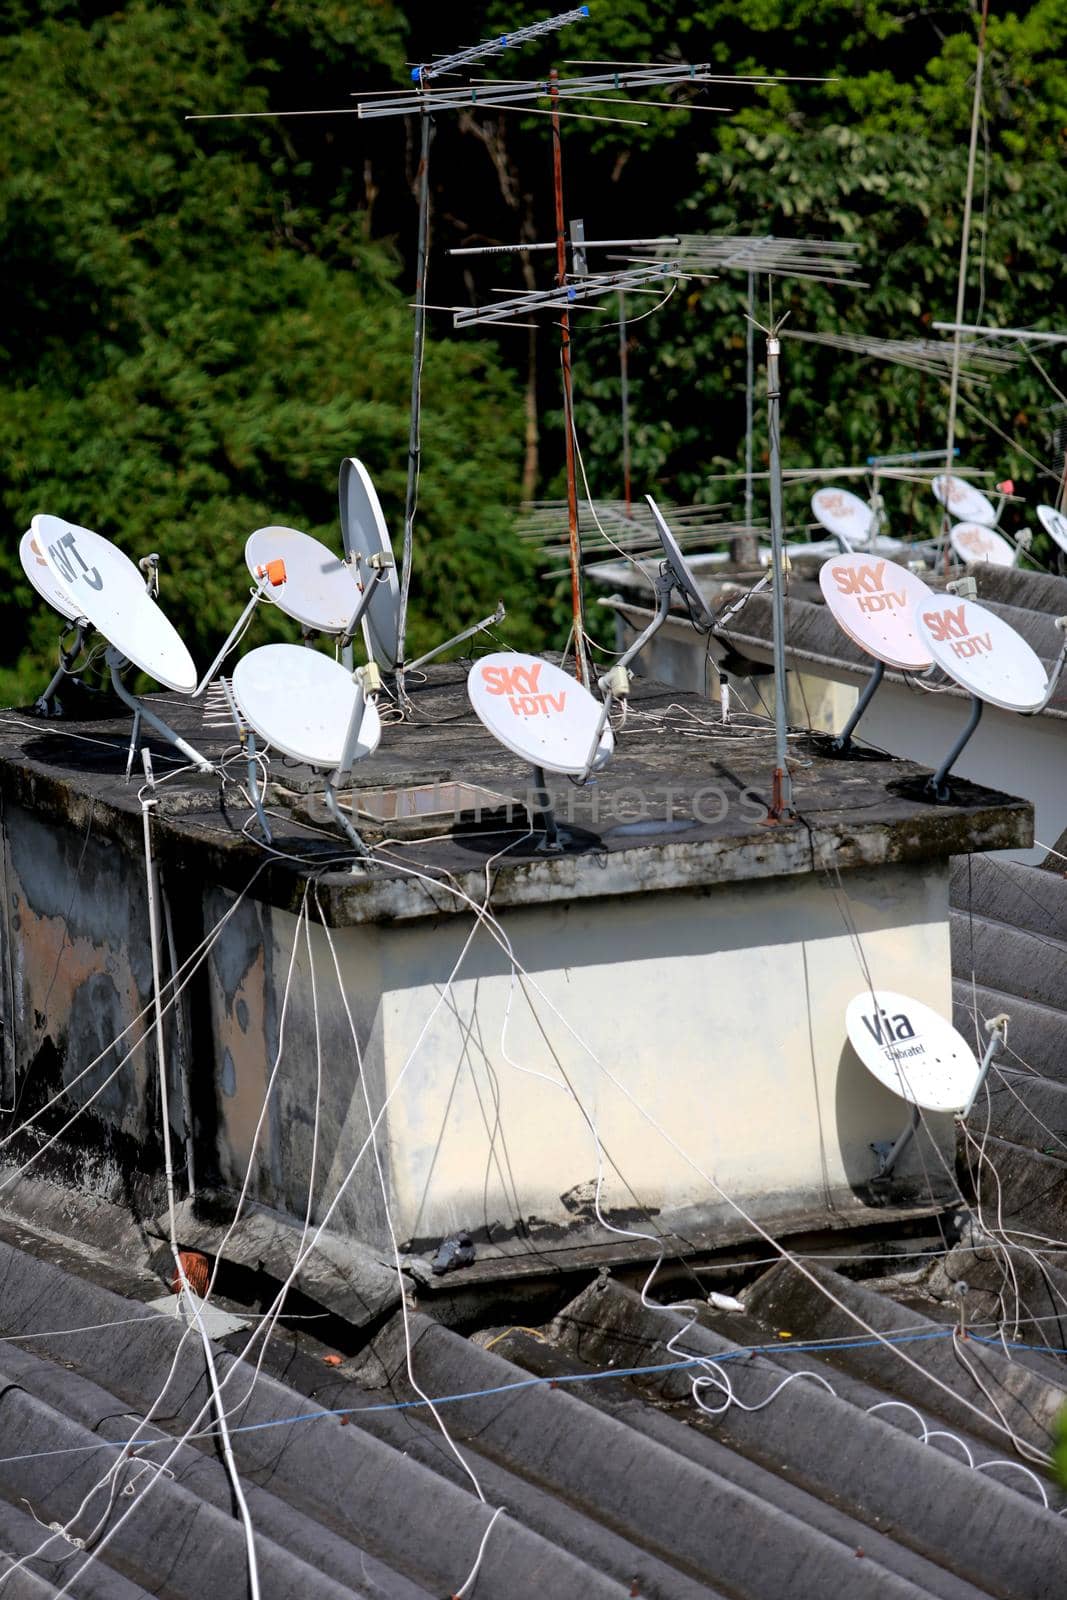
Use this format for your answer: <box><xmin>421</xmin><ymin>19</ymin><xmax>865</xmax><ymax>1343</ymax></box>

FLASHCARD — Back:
<box><xmin>409</xmin><ymin>6</ymin><xmax>591</xmax><ymax>86</ymax></box>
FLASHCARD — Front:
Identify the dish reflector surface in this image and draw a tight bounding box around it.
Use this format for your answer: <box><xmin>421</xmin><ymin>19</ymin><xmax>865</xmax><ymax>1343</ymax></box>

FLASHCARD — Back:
<box><xmin>244</xmin><ymin>526</ymin><xmax>361</xmax><ymax>635</ymax></box>
<box><xmin>931</xmin><ymin>475</ymin><xmax>997</xmax><ymax>527</ymax></box>
<box><xmin>20</xmin><ymin>529</ymin><xmax>82</xmax><ymax>623</ymax></box>
<box><xmin>1037</xmin><ymin>503</ymin><xmax>1067</xmax><ymax>555</ymax></box>
<box><xmin>916</xmin><ymin>594</ymin><xmax>1048</xmax><ymax>711</ymax></box>
<box><xmin>468</xmin><ymin>652</ymin><xmax>614</xmax><ymax>776</ymax></box>
<box><xmin>34</xmin><ymin>514</ymin><xmax>196</xmax><ymax>693</ymax></box>
<box><xmin>818</xmin><ymin>554</ymin><xmax>933</xmax><ymax>671</ymax></box>
<box><xmin>949</xmin><ymin>521</ymin><xmax>1015</xmax><ymax>567</ymax></box>
<box><xmin>811</xmin><ymin>487</ymin><xmax>873</xmax><ymax>545</ymax></box>
<box><xmin>338</xmin><ymin>458</ymin><xmax>400</xmax><ymax>667</ymax></box>
<box><xmin>645</xmin><ymin>495</ymin><xmax>715</xmax><ymax>627</ymax></box>
<box><xmin>232</xmin><ymin>644</ymin><xmax>382</xmax><ymax>768</ymax></box>
<box><xmin>846</xmin><ymin>989</ymin><xmax>981</xmax><ymax>1113</ymax></box>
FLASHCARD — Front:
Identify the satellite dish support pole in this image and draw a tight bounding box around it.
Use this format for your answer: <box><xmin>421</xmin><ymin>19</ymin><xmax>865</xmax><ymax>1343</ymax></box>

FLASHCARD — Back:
<box><xmin>324</xmin><ymin>673</ymin><xmax>372</xmax><ymax>857</ymax></box>
<box><xmin>874</xmin><ymin>1103</ymin><xmax>921</xmax><ymax>1179</ymax></box>
<box><xmin>925</xmin><ymin>693</ymin><xmax>983</xmax><ymax>801</ymax></box>
<box><xmin>579</xmin><ymin>566</ymin><xmax>674</xmax><ymax>781</ymax></box>
<box><xmin>551</xmin><ymin>72</ymin><xmax>591</xmax><ymax>687</ymax></box>
<box><xmin>744</xmin><ymin>272</ymin><xmax>756</xmax><ymax>533</ymax></box>
<box><xmin>35</xmin><ymin>618</ymin><xmax>90</xmax><ymax>717</ymax></box>
<box><xmin>193</xmin><ymin>578</ymin><xmax>270</xmax><ymax>698</ymax></box>
<box><xmin>106</xmin><ymin>649</ymin><xmax>214</xmax><ymax>774</ymax></box>
<box><xmin>405</xmin><ymin>600</ymin><xmax>507</xmax><ymax>674</ymax></box>
<box><xmin>765</xmin><ymin>327</ymin><xmax>793</xmax><ymax>818</ymax></box>
<box><xmin>531</xmin><ymin>764</ymin><xmax>564</xmax><ymax>853</ymax></box>
<box><xmin>619</xmin><ymin>289</ymin><xmax>632</xmax><ymax>517</ymax></box>
<box><xmin>395</xmin><ymin>106</ymin><xmax>435</xmax><ymax>707</ymax></box>
<box><xmin>832</xmin><ymin>658</ymin><xmax>885</xmax><ymax>754</ymax></box>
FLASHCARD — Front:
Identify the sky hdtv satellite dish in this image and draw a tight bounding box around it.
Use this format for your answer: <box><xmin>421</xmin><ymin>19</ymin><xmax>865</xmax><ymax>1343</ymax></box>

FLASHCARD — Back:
<box><xmin>949</xmin><ymin>521</ymin><xmax>1016</xmax><ymax>567</ymax></box>
<box><xmin>34</xmin><ymin>514</ymin><xmax>197</xmax><ymax>694</ymax></box>
<box><xmin>916</xmin><ymin>594</ymin><xmax>1048</xmax><ymax>712</ymax></box>
<box><xmin>232</xmin><ymin>643</ymin><xmax>381</xmax><ymax>768</ymax></box>
<box><xmin>819</xmin><ymin>554</ymin><xmax>933</xmax><ymax>672</ymax></box>
<box><xmin>468</xmin><ymin>653</ymin><xmax>614</xmax><ymax>776</ymax></box>
<box><xmin>846</xmin><ymin>989</ymin><xmax>981</xmax><ymax>1113</ymax></box>
<box><xmin>811</xmin><ymin>487</ymin><xmax>873</xmax><ymax>546</ymax></box>
<box><xmin>645</xmin><ymin>495</ymin><xmax>716</xmax><ymax>629</ymax></box>
<box><xmin>931</xmin><ymin>474</ymin><xmax>997</xmax><ymax>527</ymax></box>
<box><xmin>1037</xmin><ymin>503</ymin><xmax>1067</xmax><ymax>555</ymax></box>
<box><xmin>338</xmin><ymin>457</ymin><xmax>400</xmax><ymax>668</ymax></box>
<box><xmin>244</xmin><ymin>526</ymin><xmax>362</xmax><ymax>635</ymax></box>
<box><xmin>20</xmin><ymin>529</ymin><xmax>83</xmax><ymax>623</ymax></box>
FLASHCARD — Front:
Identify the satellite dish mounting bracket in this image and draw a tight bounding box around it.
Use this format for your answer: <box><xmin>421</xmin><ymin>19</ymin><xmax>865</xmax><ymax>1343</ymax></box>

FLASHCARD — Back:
<box><xmin>34</xmin><ymin>617</ymin><xmax>93</xmax><ymax>718</ymax></box>
<box><xmin>322</xmin><ymin>668</ymin><xmax>374</xmax><ymax>860</ymax></box>
<box><xmin>924</xmin><ymin>694</ymin><xmax>984</xmax><ymax>803</ymax></box>
<box><xmin>579</xmin><ymin>565</ymin><xmax>675</xmax><ymax>782</ymax></box>
<box><xmin>107</xmin><ymin>648</ymin><xmax>215</xmax><ymax>775</ymax></box>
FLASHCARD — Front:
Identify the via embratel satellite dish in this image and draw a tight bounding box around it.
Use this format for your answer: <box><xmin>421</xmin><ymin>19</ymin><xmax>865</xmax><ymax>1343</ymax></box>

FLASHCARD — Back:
<box><xmin>468</xmin><ymin>651</ymin><xmax>613</xmax><ymax>850</ymax></box>
<box><xmin>811</xmin><ymin>487</ymin><xmax>874</xmax><ymax>550</ymax></box>
<box><xmin>1037</xmin><ymin>503</ymin><xmax>1067</xmax><ymax>556</ymax></box>
<box><xmin>931</xmin><ymin>474</ymin><xmax>998</xmax><ymax>527</ymax></box>
<box><xmin>20</xmin><ymin>528</ymin><xmax>94</xmax><ymax>716</ymax></box>
<box><xmin>846</xmin><ymin>989</ymin><xmax>1007</xmax><ymax>1176</ymax></box>
<box><xmin>339</xmin><ymin>456</ymin><xmax>505</xmax><ymax>689</ymax></box>
<box><xmin>232</xmin><ymin>643</ymin><xmax>382</xmax><ymax>854</ymax></box>
<box><xmin>949</xmin><ymin>521</ymin><xmax>1016</xmax><ymax>568</ymax></box>
<box><xmin>818</xmin><ymin>553</ymin><xmax>934</xmax><ymax>752</ymax></box>
<box><xmin>34</xmin><ymin>514</ymin><xmax>213</xmax><ymax>771</ymax></box>
<box><xmin>915</xmin><ymin>591</ymin><xmax>1067</xmax><ymax>798</ymax></box>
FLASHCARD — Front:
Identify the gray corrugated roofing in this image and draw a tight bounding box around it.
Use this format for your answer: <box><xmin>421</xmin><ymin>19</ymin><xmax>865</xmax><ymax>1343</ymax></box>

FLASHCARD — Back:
<box><xmin>2</xmin><ymin>1206</ymin><xmax>1066</xmax><ymax>1599</ymax></box>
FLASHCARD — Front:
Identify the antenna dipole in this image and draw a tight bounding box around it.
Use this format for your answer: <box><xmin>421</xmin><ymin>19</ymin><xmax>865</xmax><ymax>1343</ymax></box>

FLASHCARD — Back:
<box><xmin>412</xmin><ymin>6</ymin><xmax>590</xmax><ymax>84</ymax></box>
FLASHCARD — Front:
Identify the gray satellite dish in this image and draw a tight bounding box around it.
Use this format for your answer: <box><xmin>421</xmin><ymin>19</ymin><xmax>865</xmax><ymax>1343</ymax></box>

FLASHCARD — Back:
<box><xmin>244</xmin><ymin>525</ymin><xmax>364</xmax><ymax>635</ymax></box>
<box><xmin>646</xmin><ymin>495</ymin><xmax>716</xmax><ymax>630</ymax></box>
<box><xmin>338</xmin><ymin>458</ymin><xmax>401</xmax><ymax>669</ymax></box>
<box><xmin>232</xmin><ymin>643</ymin><xmax>382</xmax><ymax>855</ymax></box>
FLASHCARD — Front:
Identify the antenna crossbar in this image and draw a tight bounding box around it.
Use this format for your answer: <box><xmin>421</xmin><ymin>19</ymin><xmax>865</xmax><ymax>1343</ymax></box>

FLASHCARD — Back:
<box><xmin>358</xmin><ymin>62</ymin><xmax>717</xmax><ymax>118</ymax></box>
<box><xmin>452</xmin><ymin>262</ymin><xmax>679</xmax><ymax>327</ymax></box>
<box><xmin>413</xmin><ymin>6</ymin><xmax>590</xmax><ymax>84</ymax></box>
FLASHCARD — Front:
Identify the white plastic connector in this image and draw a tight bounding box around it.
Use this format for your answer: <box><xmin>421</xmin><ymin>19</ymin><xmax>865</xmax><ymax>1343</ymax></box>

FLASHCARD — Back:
<box><xmin>946</xmin><ymin>576</ymin><xmax>977</xmax><ymax>600</ymax></box>
<box><xmin>357</xmin><ymin>660</ymin><xmax>383</xmax><ymax>695</ymax></box>
<box><xmin>598</xmin><ymin>663</ymin><xmax>632</xmax><ymax>699</ymax></box>
<box><xmin>1055</xmin><ymin>615</ymin><xmax>1067</xmax><ymax>634</ymax></box>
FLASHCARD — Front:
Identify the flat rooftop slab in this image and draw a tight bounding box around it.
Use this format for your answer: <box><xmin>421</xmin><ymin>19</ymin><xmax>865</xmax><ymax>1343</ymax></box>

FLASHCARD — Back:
<box><xmin>0</xmin><ymin>660</ymin><xmax>1031</xmax><ymax>924</ymax></box>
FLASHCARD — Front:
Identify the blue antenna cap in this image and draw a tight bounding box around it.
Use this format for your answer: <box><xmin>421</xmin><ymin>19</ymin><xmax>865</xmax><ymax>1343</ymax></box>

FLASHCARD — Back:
<box><xmin>580</xmin><ymin>5</ymin><xmax>590</xmax><ymax>14</ymax></box>
<box><xmin>567</xmin><ymin>287</ymin><xmax>577</xmax><ymax>300</ymax></box>
<box><xmin>410</xmin><ymin>66</ymin><xmax>421</xmax><ymax>81</ymax></box>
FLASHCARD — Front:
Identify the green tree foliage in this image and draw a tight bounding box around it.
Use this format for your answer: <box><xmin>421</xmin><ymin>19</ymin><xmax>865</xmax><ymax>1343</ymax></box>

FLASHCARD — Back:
<box><xmin>4</xmin><ymin>3</ymin><xmax>1066</xmax><ymax>702</ymax></box>
<box><xmin>0</xmin><ymin>2</ymin><xmax>535</xmax><ymax>703</ymax></box>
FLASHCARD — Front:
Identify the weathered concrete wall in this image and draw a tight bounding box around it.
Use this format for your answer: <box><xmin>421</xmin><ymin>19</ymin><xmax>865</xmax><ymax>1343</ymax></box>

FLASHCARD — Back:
<box><xmin>0</xmin><ymin>796</ymin><xmax>958</xmax><ymax>1259</ymax></box>
<box><xmin>307</xmin><ymin>861</ymin><xmax>957</xmax><ymax>1251</ymax></box>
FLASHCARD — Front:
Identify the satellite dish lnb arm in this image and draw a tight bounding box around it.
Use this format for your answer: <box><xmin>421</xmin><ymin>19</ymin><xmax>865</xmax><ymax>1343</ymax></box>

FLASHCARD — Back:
<box><xmin>1028</xmin><ymin>617</ymin><xmax>1067</xmax><ymax>714</ymax></box>
<box><xmin>578</xmin><ymin>566</ymin><xmax>674</xmax><ymax>782</ymax></box>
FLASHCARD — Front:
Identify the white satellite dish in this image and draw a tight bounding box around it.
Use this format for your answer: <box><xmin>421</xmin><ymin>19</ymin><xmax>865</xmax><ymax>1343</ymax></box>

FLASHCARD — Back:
<box><xmin>244</xmin><ymin>526</ymin><xmax>363</xmax><ymax>636</ymax></box>
<box><xmin>1037</xmin><ymin>503</ymin><xmax>1067</xmax><ymax>555</ymax></box>
<box><xmin>232</xmin><ymin>644</ymin><xmax>381</xmax><ymax>769</ymax></box>
<box><xmin>645</xmin><ymin>496</ymin><xmax>715</xmax><ymax>628</ymax></box>
<box><xmin>819</xmin><ymin>554</ymin><xmax>933</xmax><ymax>672</ymax></box>
<box><xmin>468</xmin><ymin>652</ymin><xmax>614</xmax><ymax>777</ymax></box>
<box><xmin>338</xmin><ymin>458</ymin><xmax>400</xmax><ymax>668</ymax></box>
<box><xmin>34</xmin><ymin>515</ymin><xmax>197</xmax><ymax>694</ymax></box>
<box><xmin>846</xmin><ymin>990</ymin><xmax>981</xmax><ymax>1113</ymax></box>
<box><xmin>949</xmin><ymin>521</ymin><xmax>1016</xmax><ymax>568</ymax></box>
<box><xmin>916</xmin><ymin>594</ymin><xmax>1048</xmax><ymax>712</ymax></box>
<box><xmin>931</xmin><ymin>474</ymin><xmax>997</xmax><ymax>527</ymax></box>
<box><xmin>811</xmin><ymin>487</ymin><xmax>874</xmax><ymax>546</ymax></box>
<box><xmin>20</xmin><ymin>529</ymin><xmax>82</xmax><ymax>623</ymax></box>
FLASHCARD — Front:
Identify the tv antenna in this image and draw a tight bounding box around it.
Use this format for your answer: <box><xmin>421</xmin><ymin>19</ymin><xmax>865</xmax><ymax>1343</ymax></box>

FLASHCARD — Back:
<box><xmin>846</xmin><ymin>990</ymin><xmax>1008</xmax><ymax>1177</ymax></box>
<box><xmin>231</xmin><ymin>643</ymin><xmax>382</xmax><ymax>855</ymax></box>
<box><xmin>818</xmin><ymin>552</ymin><xmax>934</xmax><ymax>753</ymax></box>
<box><xmin>34</xmin><ymin>515</ymin><xmax>214</xmax><ymax>774</ymax></box>
<box><xmin>915</xmin><ymin>586</ymin><xmax>1067</xmax><ymax>800</ymax></box>
<box><xmin>467</xmin><ymin>650</ymin><xmax>613</xmax><ymax>850</ymax></box>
